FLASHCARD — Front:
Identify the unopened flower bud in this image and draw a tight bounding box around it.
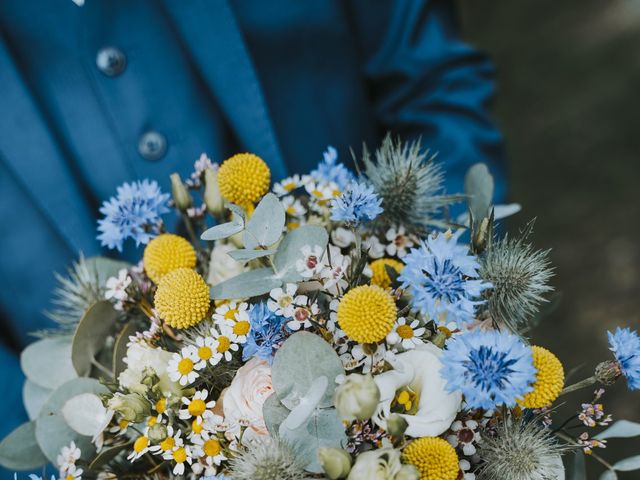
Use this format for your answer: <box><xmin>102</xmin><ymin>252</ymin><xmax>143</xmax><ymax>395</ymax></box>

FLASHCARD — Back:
<box><xmin>595</xmin><ymin>360</ymin><xmax>622</xmax><ymax>386</ymax></box>
<box><xmin>147</xmin><ymin>423</ymin><xmax>168</xmax><ymax>443</ymax></box>
<box><xmin>335</xmin><ymin>373</ymin><xmax>380</xmax><ymax>422</ymax></box>
<box><xmin>386</xmin><ymin>413</ymin><xmax>409</xmax><ymax>437</ymax></box>
<box><xmin>395</xmin><ymin>465</ymin><xmax>420</xmax><ymax>480</ymax></box>
<box><xmin>107</xmin><ymin>393</ymin><xmax>151</xmax><ymax>423</ymax></box>
<box><xmin>170</xmin><ymin>173</ymin><xmax>192</xmax><ymax>211</ymax></box>
<box><xmin>204</xmin><ymin>167</ymin><xmax>224</xmax><ymax>217</ymax></box>
<box><xmin>318</xmin><ymin>447</ymin><xmax>352</xmax><ymax>479</ymax></box>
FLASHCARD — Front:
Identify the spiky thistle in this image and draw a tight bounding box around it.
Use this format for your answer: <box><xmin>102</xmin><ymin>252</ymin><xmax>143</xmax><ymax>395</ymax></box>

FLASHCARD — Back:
<box><xmin>361</xmin><ymin>134</ymin><xmax>462</xmax><ymax>234</ymax></box>
<box><xmin>35</xmin><ymin>254</ymin><xmax>104</xmax><ymax>338</ymax></box>
<box><xmin>480</xmin><ymin>222</ymin><xmax>554</xmax><ymax>332</ymax></box>
<box><xmin>228</xmin><ymin>437</ymin><xmax>306</xmax><ymax>480</ymax></box>
<box><xmin>478</xmin><ymin>415</ymin><xmax>568</xmax><ymax>480</ymax></box>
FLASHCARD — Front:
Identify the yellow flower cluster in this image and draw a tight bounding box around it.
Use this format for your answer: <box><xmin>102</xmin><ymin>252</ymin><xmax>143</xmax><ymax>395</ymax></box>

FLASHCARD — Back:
<box><xmin>370</xmin><ymin>258</ymin><xmax>404</xmax><ymax>289</ymax></box>
<box><xmin>217</xmin><ymin>153</ymin><xmax>270</xmax><ymax>208</ymax></box>
<box><xmin>154</xmin><ymin>268</ymin><xmax>210</xmax><ymax>329</ymax></box>
<box><xmin>337</xmin><ymin>285</ymin><xmax>397</xmax><ymax>344</ymax></box>
<box><xmin>520</xmin><ymin>345</ymin><xmax>565</xmax><ymax>408</ymax></box>
<box><xmin>143</xmin><ymin>234</ymin><xmax>196</xmax><ymax>284</ymax></box>
<box><xmin>403</xmin><ymin>437</ymin><xmax>459</xmax><ymax>480</ymax></box>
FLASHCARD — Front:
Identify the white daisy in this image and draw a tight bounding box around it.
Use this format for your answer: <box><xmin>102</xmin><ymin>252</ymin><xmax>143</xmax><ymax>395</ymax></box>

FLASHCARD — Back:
<box><xmin>385</xmin><ymin>225</ymin><xmax>415</xmax><ymax>258</ymax></box>
<box><xmin>192</xmin><ymin>430</ymin><xmax>227</xmax><ymax>474</ymax></box>
<box><xmin>161</xmin><ymin>434</ymin><xmax>193</xmax><ymax>475</ymax></box>
<box><xmin>209</xmin><ymin>325</ymin><xmax>240</xmax><ymax>363</ymax></box>
<box><xmin>168</xmin><ymin>346</ymin><xmax>200</xmax><ymax>386</ymax></box>
<box><xmin>281</xmin><ymin>195</ymin><xmax>306</xmax><ymax>217</ymax></box>
<box><xmin>193</xmin><ymin>336</ymin><xmax>218</xmax><ymax>369</ymax></box>
<box><xmin>386</xmin><ymin>317</ymin><xmax>426</xmax><ymax>349</ymax></box>
<box><xmin>108</xmin><ymin>418</ymin><xmax>129</xmax><ymax>436</ymax></box>
<box><xmin>128</xmin><ymin>433</ymin><xmax>151</xmax><ymax>461</ymax></box>
<box><xmin>61</xmin><ymin>464</ymin><xmax>83</xmax><ymax>480</ymax></box>
<box><xmin>179</xmin><ymin>390</ymin><xmax>216</xmax><ymax>421</ymax></box>
<box><xmin>149</xmin><ymin>425</ymin><xmax>178</xmax><ymax>455</ymax></box>
<box><xmin>212</xmin><ymin>301</ymin><xmax>249</xmax><ymax>325</ymax></box>
<box><xmin>296</xmin><ymin>245</ymin><xmax>325</xmax><ymax>278</ymax></box>
<box><xmin>273</xmin><ymin>174</ymin><xmax>301</xmax><ymax>196</ymax></box>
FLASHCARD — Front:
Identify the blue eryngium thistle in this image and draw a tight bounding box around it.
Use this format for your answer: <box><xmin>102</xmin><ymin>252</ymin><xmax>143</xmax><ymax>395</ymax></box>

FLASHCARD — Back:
<box><xmin>229</xmin><ymin>437</ymin><xmax>306</xmax><ymax>480</ymax></box>
<box><xmin>440</xmin><ymin>329</ymin><xmax>536</xmax><ymax>410</ymax></box>
<box><xmin>398</xmin><ymin>230</ymin><xmax>491</xmax><ymax>326</ymax></box>
<box><xmin>330</xmin><ymin>181</ymin><xmax>383</xmax><ymax>226</ymax></box>
<box><xmin>311</xmin><ymin>145</ymin><xmax>355</xmax><ymax>190</ymax></box>
<box><xmin>243</xmin><ymin>303</ymin><xmax>286</xmax><ymax>363</ymax></box>
<box><xmin>608</xmin><ymin>327</ymin><xmax>640</xmax><ymax>390</ymax></box>
<box><xmin>97</xmin><ymin>179</ymin><xmax>170</xmax><ymax>251</ymax></box>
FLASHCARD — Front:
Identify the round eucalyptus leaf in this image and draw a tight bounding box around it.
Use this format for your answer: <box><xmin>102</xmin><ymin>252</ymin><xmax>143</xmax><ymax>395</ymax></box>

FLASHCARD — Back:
<box><xmin>20</xmin><ymin>336</ymin><xmax>77</xmax><ymax>390</ymax></box>
<box><xmin>0</xmin><ymin>421</ymin><xmax>48</xmax><ymax>470</ymax></box>
<box><xmin>62</xmin><ymin>393</ymin><xmax>110</xmax><ymax>437</ymax></box>
<box><xmin>72</xmin><ymin>301</ymin><xmax>118</xmax><ymax>376</ymax></box>
<box><xmin>262</xmin><ymin>393</ymin><xmax>290</xmax><ymax>436</ymax></box>
<box><xmin>86</xmin><ymin>256</ymin><xmax>131</xmax><ymax>284</ymax></box>
<box><xmin>23</xmin><ymin>380</ymin><xmax>52</xmax><ymax>420</ymax></box>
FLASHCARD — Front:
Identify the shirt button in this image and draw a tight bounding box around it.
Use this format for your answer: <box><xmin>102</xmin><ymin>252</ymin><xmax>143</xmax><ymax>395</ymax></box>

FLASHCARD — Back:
<box><xmin>138</xmin><ymin>130</ymin><xmax>168</xmax><ymax>161</ymax></box>
<box><xmin>96</xmin><ymin>47</ymin><xmax>127</xmax><ymax>77</ymax></box>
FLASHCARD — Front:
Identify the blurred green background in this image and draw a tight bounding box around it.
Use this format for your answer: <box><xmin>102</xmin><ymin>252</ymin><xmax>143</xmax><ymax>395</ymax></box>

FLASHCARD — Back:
<box><xmin>458</xmin><ymin>0</ymin><xmax>640</xmax><ymax>477</ymax></box>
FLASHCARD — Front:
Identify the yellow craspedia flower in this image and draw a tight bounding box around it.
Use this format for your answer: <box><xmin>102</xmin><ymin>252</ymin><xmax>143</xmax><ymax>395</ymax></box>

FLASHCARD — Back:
<box><xmin>337</xmin><ymin>285</ymin><xmax>397</xmax><ymax>344</ymax></box>
<box><xmin>217</xmin><ymin>153</ymin><xmax>270</xmax><ymax>207</ymax></box>
<box><xmin>154</xmin><ymin>268</ymin><xmax>210</xmax><ymax>329</ymax></box>
<box><xmin>403</xmin><ymin>437</ymin><xmax>459</xmax><ymax>480</ymax></box>
<box><xmin>143</xmin><ymin>233</ymin><xmax>197</xmax><ymax>283</ymax></box>
<box><xmin>370</xmin><ymin>258</ymin><xmax>404</xmax><ymax>289</ymax></box>
<box><xmin>520</xmin><ymin>345</ymin><xmax>565</xmax><ymax>409</ymax></box>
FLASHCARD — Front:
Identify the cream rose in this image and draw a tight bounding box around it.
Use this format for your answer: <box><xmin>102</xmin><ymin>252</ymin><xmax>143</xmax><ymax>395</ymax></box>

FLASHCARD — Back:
<box><xmin>373</xmin><ymin>342</ymin><xmax>461</xmax><ymax>437</ymax></box>
<box><xmin>221</xmin><ymin>356</ymin><xmax>273</xmax><ymax>444</ymax></box>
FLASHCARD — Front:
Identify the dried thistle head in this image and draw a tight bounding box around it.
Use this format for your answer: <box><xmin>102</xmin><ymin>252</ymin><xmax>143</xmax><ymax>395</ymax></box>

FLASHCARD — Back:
<box><xmin>478</xmin><ymin>415</ymin><xmax>567</xmax><ymax>480</ymax></box>
<box><xmin>361</xmin><ymin>134</ymin><xmax>462</xmax><ymax>234</ymax></box>
<box><xmin>480</xmin><ymin>221</ymin><xmax>554</xmax><ymax>332</ymax></box>
<box><xmin>229</xmin><ymin>437</ymin><xmax>306</xmax><ymax>480</ymax></box>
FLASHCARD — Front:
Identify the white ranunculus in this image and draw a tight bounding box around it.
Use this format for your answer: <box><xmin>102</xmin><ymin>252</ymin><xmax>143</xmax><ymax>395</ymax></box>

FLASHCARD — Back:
<box><xmin>118</xmin><ymin>342</ymin><xmax>180</xmax><ymax>397</ymax></box>
<box><xmin>220</xmin><ymin>357</ymin><xmax>274</xmax><ymax>444</ymax></box>
<box><xmin>373</xmin><ymin>342</ymin><xmax>461</xmax><ymax>437</ymax></box>
<box><xmin>207</xmin><ymin>242</ymin><xmax>248</xmax><ymax>285</ymax></box>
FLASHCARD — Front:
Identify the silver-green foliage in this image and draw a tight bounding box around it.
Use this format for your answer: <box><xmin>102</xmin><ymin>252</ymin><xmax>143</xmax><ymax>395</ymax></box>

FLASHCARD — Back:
<box><xmin>478</xmin><ymin>416</ymin><xmax>567</xmax><ymax>480</ymax></box>
<box><xmin>363</xmin><ymin>134</ymin><xmax>461</xmax><ymax>233</ymax></box>
<box><xmin>229</xmin><ymin>437</ymin><xmax>307</xmax><ymax>480</ymax></box>
<box><xmin>481</xmin><ymin>224</ymin><xmax>554</xmax><ymax>332</ymax></box>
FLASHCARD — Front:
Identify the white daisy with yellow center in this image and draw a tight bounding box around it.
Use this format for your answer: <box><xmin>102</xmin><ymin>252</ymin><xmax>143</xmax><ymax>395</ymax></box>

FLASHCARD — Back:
<box><xmin>179</xmin><ymin>389</ymin><xmax>216</xmax><ymax>421</ymax></box>
<box><xmin>192</xmin><ymin>430</ymin><xmax>227</xmax><ymax>472</ymax></box>
<box><xmin>273</xmin><ymin>174</ymin><xmax>301</xmax><ymax>196</ymax></box>
<box><xmin>281</xmin><ymin>195</ymin><xmax>306</xmax><ymax>217</ymax></box>
<box><xmin>149</xmin><ymin>425</ymin><xmax>178</xmax><ymax>455</ymax></box>
<box><xmin>127</xmin><ymin>431</ymin><xmax>151</xmax><ymax>461</ymax></box>
<box><xmin>209</xmin><ymin>325</ymin><xmax>240</xmax><ymax>363</ymax></box>
<box><xmin>108</xmin><ymin>417</ymin><xmax>129</xmax><ymax>436</ymax></box>
<box><xmin>193</xmin><ymin>335</ymin><xmax>218</xmax><ymax>369</ymax></box>
<box><xmin>154</xmin><ymin>397</ymin><xmax>168</xmax><ymax>422</ymax></box>
<box><xmin>167</xmin><ymin>346</ymin><xmax>200</xmax><ymax>386</ymax></box>
<box><xmin>160</xmin><ymin>431</ymin><xmax>193</xmax><ymax>475</ymax></box>
<box><xmin>62</xmin><ymin>464</ymin><xmax>83</xmax><ymax>480</ymax></box>
<box><xmin>387</xmin><ymin>317</ymin><xmax>426</xmax><ymax>350</ymax></box>
<box><xmin>213</xmin><ymin>301</ymin><xmax>251</xmax><ymax>344</ymax></box>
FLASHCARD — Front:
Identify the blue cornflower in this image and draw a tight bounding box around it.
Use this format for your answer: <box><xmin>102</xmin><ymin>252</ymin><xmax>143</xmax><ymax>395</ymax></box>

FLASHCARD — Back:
<box><xmin>398</xmin><ymin>230</ymin><xmax>491</xmax><ymax>326</ymax></box>
<box><xmin>441</xmin><ymin>329</ymin><xmax>537</xmax><ymax>410</ymax></box>
<box><xmin>243</xmin><ymin>302</ymin><xmax>287</xmax><ymax>363</ymax></box>
<box><xmin>608</xmin><ymin>327</ymin><xmax>640</xmax><ymax>391</ymax></box>
<box><xmin>97</xmin><ymin>180</ymin><xmax>170</xmax><ymax>251</ymax></box>
<box><xmin>310</xmin><ymin>146</ymin><xmax>355</xmax><ymax>190</ymax></box>
<box><xmin>330</xmin><ymin>181</ymin><xmax>383</xmax><ymax>225</ymax></box>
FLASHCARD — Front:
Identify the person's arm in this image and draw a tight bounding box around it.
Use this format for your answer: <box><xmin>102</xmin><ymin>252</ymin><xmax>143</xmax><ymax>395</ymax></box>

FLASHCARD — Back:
<box><xmin>347</xmin><ymin>0</ymin><xmax>506</xmax><ymax>201</ymax></box>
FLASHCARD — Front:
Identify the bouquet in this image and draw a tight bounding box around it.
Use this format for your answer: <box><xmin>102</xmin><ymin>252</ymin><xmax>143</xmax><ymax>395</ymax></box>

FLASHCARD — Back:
<box><xmin>2</xmin><ymin>137</ymin><xmax>639</xmax><ymax>480</ymax></box>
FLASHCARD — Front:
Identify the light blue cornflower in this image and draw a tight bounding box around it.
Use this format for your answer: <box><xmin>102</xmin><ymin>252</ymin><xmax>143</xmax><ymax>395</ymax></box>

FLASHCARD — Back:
<box><xmin>310</xmin><ymin>146</ymin><xmax>355</xmax><ymax>190</ymax></box>
<box><xmin>97</xmin><ymin>180</ymin><xmax>170</xmax><ymax>251</ymax></box>
<box><xmin>330</xmin><ymin>181</ymin><xmax>383</xmax><ymax>225</ymax></box>
<box><xmin>441</xmin><ymin>329</ymin><xmax>537</xmax><ymax>410</ymax></box>
<box><xmin>608</xmin><ymin>327</ymin><xmax>640</xmax><ymax>391</ymax></box>
<box><xmin>398</xmin><ymin>230</ymin><xmax>491</xmax><ymax>326</ymax></box>
<box><xmin>243</xmin><ymin>303</ymin><xmax>287</xmax><ymax>364</ymax></box>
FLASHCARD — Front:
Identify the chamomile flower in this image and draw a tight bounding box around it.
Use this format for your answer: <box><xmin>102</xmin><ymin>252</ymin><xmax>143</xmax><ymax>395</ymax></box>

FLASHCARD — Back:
<box><xmin>193</xmin><ymin>336</ymin><xmax>218</xmax><ymax>369</ymax></box>
<box><xmin>61</xmin><ymin>464</ymin><xmax>83</xmax><ymax>480</ymax></box>
<box><xmin>108</xmin><ymin>418</ymin><xmax>129</xmax><ymax>436</ymax></box>
<box><xmin>149</xmin><ymin>425</ymin><xmax>178</xmax><ymax>455</ymax></box>
<box><xmin>305</xmin><ymin>180</ymin><xmax>340</xmax><ymax>207</ymax></box>
<box><xmin>180</xmin><ymin>390</ymin><xmax>216</xmax><ymax>421</ymax></box>
<box><xmin>273</xmin><ymin>174</ymin><xmax>302</xmax><ymax>196</ymax></box>
<box><xmin>210</xmin><ymin>325</ymin><xmax>240</xmax><ymax>363</ymax></box>
<box><xmin>268</xmin><ymin>283</ymin><xmax>301</xmax><ymax>317</ymax></box>
<box><xmin>154</xmin><ymin>397</ymin><xmax>167</xmax><ymax>421</ymax></box>
<box><xmin>386</xmin><ymin>317</ymin><xmax>426</xmax><ymax>350</ymax></box>
<box><xmin>282</xmin><ymin>195</ymin><xmax>306</xmax><ymax>217</ymax></box>
<box><xmin>168</xmin><ymin>346</ymin><xmax>200</xmax><ymax>386</ymax></box>
<box><xmin>296</xmin><ymin>245</ymin><xmax>325</xmax><ymax>278</ymax></box>
<box><xmin>161</xmin><ymin>434</ymin><xmax>194</xmax><ymax>475</ymax></box>
<box><xmin>192</xmin><ymin>431</ymin><xmax>227</xmax><ymax>474</ymax></box>
<box><xmin>385</xmin><ymin>225</ymin><xmax>414</xmax><ymax>258</ymax></box>
<box><xmin>128</xmin><ymin>433</ymin><xmax>151</xmax><ymax>461</ymax></box>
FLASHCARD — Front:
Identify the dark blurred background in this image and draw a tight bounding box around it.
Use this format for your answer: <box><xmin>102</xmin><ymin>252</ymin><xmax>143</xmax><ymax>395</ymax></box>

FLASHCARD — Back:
<box><xmin>458</xmin><ymin>0</ymin><xmax>640</xmax><ymax>477</ymax></box>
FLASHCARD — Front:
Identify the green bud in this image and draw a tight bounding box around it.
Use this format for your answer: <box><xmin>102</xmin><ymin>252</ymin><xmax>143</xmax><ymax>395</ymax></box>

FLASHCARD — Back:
<box><xmin>395</xmin><ymin>465</ymin><xmax>420</xmax><ymax>480</ymax></box>
<box><xmin>386</xmin><ymin>413</ymin><xmax>409</xmax><ymax>437</ymax></box>
<box><xmin>170</xmin><ymin>173</ymin><xmax>192</xmax><ymax>211</ymax></box>
<box><xmin>204</xmin><ymin>167</ymin><xmax>224</xmax><ymax>217</ymax></box>
<box><xmin>335</xmin><ymin>373</ymin><xmax>380</xmax><ymax>422</ymax></box>
<box><xmin>107</xmin><ymin>393</ymin><xmax>151</xmax><ymax>423</ymax></box>
<box><xmin>318</xmin><ymin>448</ymin><xmax>352</xmax><ymax>479</ymax></box>
<box><xmin>147</xmin><ymin>423</ymin><xmax>168</xmax><ymax>443</ymax></box>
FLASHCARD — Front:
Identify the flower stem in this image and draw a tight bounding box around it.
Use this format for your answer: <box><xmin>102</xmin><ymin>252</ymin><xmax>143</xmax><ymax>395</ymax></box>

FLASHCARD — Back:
<box><xmin>559</xmin><ymin>376</ymin><xmax>597</xmax><ymax>396</ymax></box>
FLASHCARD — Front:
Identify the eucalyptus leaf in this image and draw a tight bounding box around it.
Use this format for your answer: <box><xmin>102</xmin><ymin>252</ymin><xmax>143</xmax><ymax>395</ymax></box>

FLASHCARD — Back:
<box><xmin>113</xmin><ymin>322</ymin><xmax>138</xmax><ymax>378</ymax></box>
<box><xmin>201</xmin><ymin>220</ymin><xmax>244</xmax><ymax>241</ymax></box>
<box><xmin>89</xmin><ymin>441</ymin><xmax>131</xmax><ymax>471</ymax></box>
<box><xmin>570</xmin><ymin>452</ymin><xmax>586</xmax><ymax>480</ymax></box>
<box><xmin>210</xmin><ymin>267</ymin><xmax>281</xmax><ymax>299</ymax></box>
<box><xmin>464</xmin><ymin>162</ymin><xmax>494</xmax><ymax>224</ymax></box>
<box><xmin>613</xmin><ymin>455</ymin><xmax>640</xmax><ymax>471</ymax></box>
<box><xmin>23</xmin><ymin>380</ymin><xmax>52</xmax><ymax>420</ymax></box>
<box><xmin>243</xmin><ymin>193</ymin><xmax>285</xmax><ymax>249</ymax></box>
<box><xmin>86</xmin><ymin>257</ymin><xmax>131</xmax><ymax>284</ymax></box>
<box><xmin>227</xmin><ymin>203</ymin><xmax>247</xmax><ymax>222</ymax></box>
<box><xmin>62</xmin><ymin>393</ymin><xmax>111</xmax><ymax>437</ymax></box>
<box><xmin>20</xmin><ymin>336</ymin><xmax>77</xmax><ymax>390</ymax></box>
<box><xmin>262</xmin><ymin>393</ymin><xmax>290</xmax><ymax>436</ymax></box>
<box><xmin>72</xmin><ymin>301</ymin><xmax>118</xmax><ymax>377</ymax></box>
<box><xmin>273</xmin><ymin>225</ymin><xmax>329</xmax><ymax>282</ymax></box>
<box><xmin>596</xmin><ymin>420</ymin><xmax>640</xmax><ymax>440</ymax></box>
<box><xmin>227</xmin><ymin>248</ymin><xmax>277</xmax><ymax>263</ymax></box>
<box><xmin>600</xmin><ymin>470</ymin><xmax>617</xmax><ymax>480</ymax></box>
<box><xmin>0</xmin><ymin>421</ymin><xmax>48</xmax><ymax>470</ymax></box>
<box><xmin>271</xmin><ymin>332</ymin><xmax>344</xmax><ymax>409</ymax></box>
